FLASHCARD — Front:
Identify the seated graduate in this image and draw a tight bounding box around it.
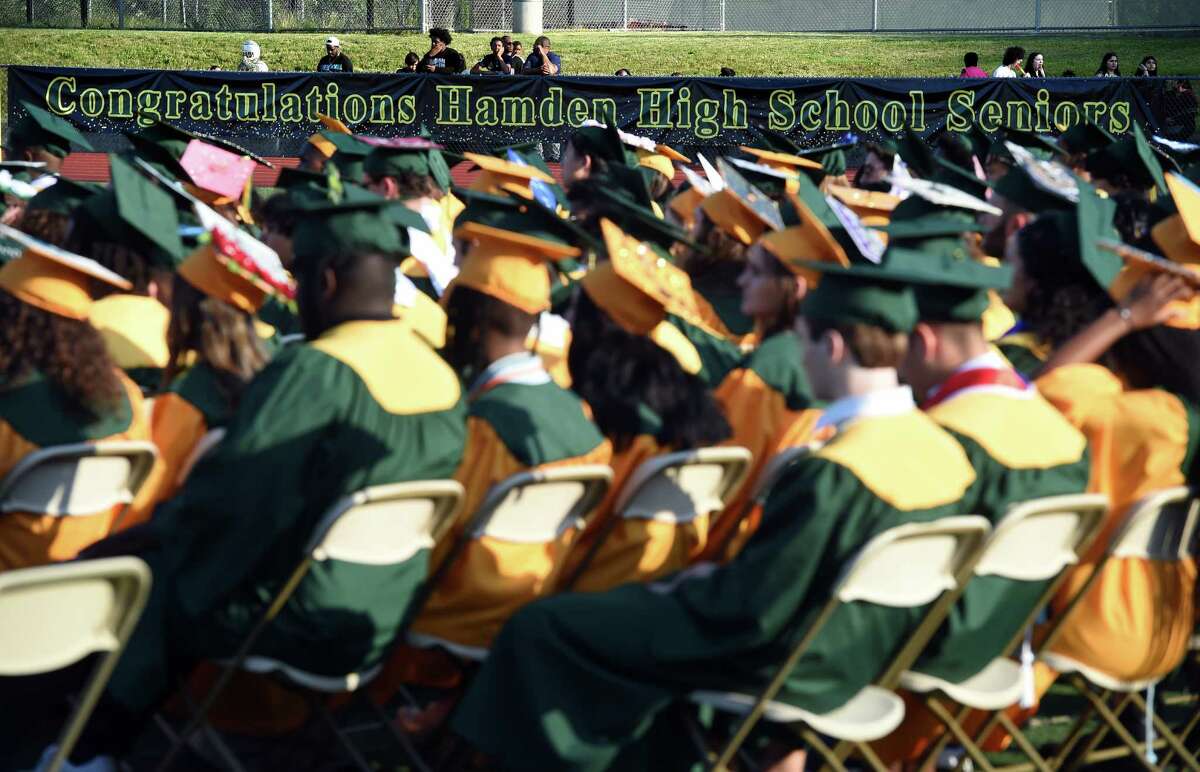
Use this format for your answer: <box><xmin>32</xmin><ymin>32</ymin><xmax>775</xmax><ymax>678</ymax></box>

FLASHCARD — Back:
<box><xmin>557</xmin><ymin>219</ymin><xmax>732</xmax><ymax>593</ymax></box>
<box><xmin>67</xmin><ymin>156</ymin><xmax>188</xmax><ymax>395</ymax></box>
<box><xmin>865</xmin><ymin>208</ymin><xmax>1090</xmax><ymax>764</ymax></box>
<box><xmin>53</xmin><ymin>191</ymin><xmax>467</xmax><ymax>769</ymax></box>
<box><xmin>0</xmin><ymin>226</ymin><xmax>148</xmax><ymax>571</ymax></box>
<box><xmin>401</xmin><ymin>191</ymin><xmax>613</xmax><ymax>652</ymax></box>
<box><xmin>139</xmin><ymin>229</ymin><xmax>291</xmax><ymax>509</ymax></box>
<box><xmin>14</xmin><ymin>177</ymin><xmax>101</xmax><ymax>247</ymax></box>
<box><xmin>450</xmin><ymin>255</ymin><xmax>978</xmax><ymax>772</ymax></box>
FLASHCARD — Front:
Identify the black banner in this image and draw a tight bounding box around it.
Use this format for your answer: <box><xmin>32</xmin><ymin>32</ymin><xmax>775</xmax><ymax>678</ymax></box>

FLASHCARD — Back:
<box><xmin>7</xmin><ymin>66</ymin><xmax>1198</xmax><ymax>158</ymax></box>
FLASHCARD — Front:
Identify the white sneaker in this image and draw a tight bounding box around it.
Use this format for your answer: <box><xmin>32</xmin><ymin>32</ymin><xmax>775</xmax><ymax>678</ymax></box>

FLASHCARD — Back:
<box><xmin>28</xmin><ymin>745</ymin><xmax>117</xmax><ymax>772</ymax></box>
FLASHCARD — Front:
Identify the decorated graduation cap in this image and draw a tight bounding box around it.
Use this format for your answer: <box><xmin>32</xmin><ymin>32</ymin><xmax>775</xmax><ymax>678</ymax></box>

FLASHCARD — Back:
<box><xmin>127</xmin><ymin>118</ymin><xmax>272</xmax><ymax>168</ymax></box>
<box><xmin>888</xmin><ymin>174</ymin><xmax>1002</xmax><ymax>223</ymax></box>
<box><xmin>306</xmin><ymin>114</ymin><xmax>352</xmax><ymax>159</ymax></box>
<box><xmin>825</xmin><ymin>186</ymin><xmax>901</xmax><ymax>228</ymax></box>
<box><xmin>361</xmin><ymin>135</ymin><xmax>453</xmax><ymax>192</ymax></box>
<box><xmin>178</xmin><ymin>226</ymin><xmax>295</xmax><ymax>313</ymax></box>
<box><xmin>992</xmin><ymin>141</ymin><xmax>1081</xmax><ymax>213</ymax></box>
<box><xmin>0</xmin><ymin>223</ymin><xmax>131</xmax><ymax>319</ymax></box>
<box><xmin>581</xmin><ymin>218</ymin><xmax>705</xmax><ymax>374</ymax></box>
<box><xmin>79</xmin><ymin>154</ymin><xmax>186</xmax><ymax>265</ymax></box>
<box><xmin>726</xmin><ymin>156</ymin><xmax>802</xmax><ymax>198</ymax></box>
<box><xmin>1058</xmin><ymin>119</ymin><xmax>1116</xmax><ymax>156</ymax></box>
<box><xmin>7</xmin><ymin>101</ymin><xmax>94</xmax><ymax>158</ymax></box>
<box><xmin>179</xmin><ymin>139</ymin><xmax>258</xmax><ymax>207</ymax></box>
<box><xmin>450</xmin><ymin>190</ymin><xmax>585</xmax><ymax>314</ymax></box>
<box><xmin>25</xmin><ymin>177</ymin><xmax>102</xmax><ymax>216</ymax></box>
<box><xmin>1086</xmin><ymin>122</ymin><xmax>1167</xmax><ymax>194</ymax></box>
<box><xmin>700</xmin><ymin>158</ymin><xmax>784</xmax><ymax>245</ymax></box>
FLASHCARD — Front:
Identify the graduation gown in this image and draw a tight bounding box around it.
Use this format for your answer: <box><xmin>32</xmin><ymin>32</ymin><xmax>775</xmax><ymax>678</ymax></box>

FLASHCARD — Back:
<box><xmin>409</xmin><ymin>352</ymin><xmax>612</xmax><ymax>649</ymax></box>
<box><xmin>104</xmin><ymin>319</ymin><xmax>467</xmax><ymax>716</ymax></box>
<box><xmin>702</xmin><ymin>330</ymin><xmax>821</xmax><ymax>562</ymax></box>
<box><xmin>87</xmin><ymin>293</ymin><xmax>171</xmax><ymax>394</ymax></box>
<box><xmin>1034</xmin><ymin>363</ymin><xmax>1199</xmax><ymax>684</ymax></box>
<box><xmin>0</xmin><ymin>368</ymin><xmax>149</xmax><ymax>570</ymax></box>
<box><xmin>452</xmin><ymin>386</ymin><xmax>977</xmax><ymax>772</ymax></box>
<box><xmin>874</xmin><ymin>354</ymin><xmax>1090</xmax><ymax>762</ymax></box>
<box><xmin>995</xmin><ymin>327</ymin><xmax>1051</xmax><ymax>381</ymax></box>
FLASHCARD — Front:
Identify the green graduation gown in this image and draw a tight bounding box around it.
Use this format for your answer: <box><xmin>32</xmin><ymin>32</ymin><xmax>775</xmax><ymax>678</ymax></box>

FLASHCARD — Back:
<box><xmin>452</xmin><ymin>386</ymin><xmax>977</xmax><ymax>771</ymax></box>
<box><xmin>104</xmin><ymin>319</ymin><xmax>467</xmax><ymax>715</ymax></box>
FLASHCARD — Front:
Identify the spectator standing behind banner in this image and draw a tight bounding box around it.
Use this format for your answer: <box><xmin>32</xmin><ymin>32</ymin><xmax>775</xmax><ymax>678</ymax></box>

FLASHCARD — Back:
<box><xmin>317</xmin><ymin>37</ymin><xmax>353</xmax><ymax>72</ymax></box>
<box><xmin>1025</xmin><ymin>51</ymin><xmax>1046</xmax><ymax>77</ymax></box>
<box><xmin>1136</xmin><ymin>55</ymin><xmax>1158</xmax><ymax>76</ymax></box>
<box><xmin>960</xmin><ymin>52</ymin><xmax>988</xmax><ymax>78</ymax></box>
<box><xmin>238</xmin><ymin>40</ymin><xmax>268</xmax><ymax>72</ymax></box>
<box><xmin>397</xmin><ymin>52</ymin><xmax>420</xmax><ymax>73</ymax></box>
<box><xmin>522</xmin><ymin>36</ymin><xmax>561</xmax><ymax>75</ymax></box>
<box><xmin>1096</xmin><ymin>51</ymin><xmax>1121</xmax><ymax>76</ymax></box>
<box><xmin>992</xmin><ymin>46</ymin><xmax>1025</xmax><ymax>77</ymax></box>
<box><xmin>421</xmin><ymin>28</ymin><xmax>466</xmax><ymax>74</ymax></box>
<box><xmin>472</xmin><ymin>36</ymin><xmax>513</xmax><ymax>74</ymax></box>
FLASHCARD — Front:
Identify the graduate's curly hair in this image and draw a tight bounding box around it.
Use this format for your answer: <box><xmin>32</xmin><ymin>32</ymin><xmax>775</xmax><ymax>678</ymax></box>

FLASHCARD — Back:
<box><xmin>568</xmin><ymin>289</ymin><xmax>731</xmax><ymax>453</ymax></box>
<box><xmin>163</xmin><ymin>278</ymin><xmax>269</xmax><ymax>406</ymax></box>
<box><xmin>1016</xmin><ymin>216</ymin><xmax>1114</xmax><ymax>349</ymax></box>
<box><xmin>681</xmin><ymin>209</ymin><xmax>747</xmax><ymax>290</ymax></box>
<box><xmin>15</xmin><ymin>208</ymin><xmax>72</xmax><ymax>247</ymax></box>
<box><xmin>0</xmin><ymin>289</ymin><xmax>124</xmax><ymax>417</ymax></box>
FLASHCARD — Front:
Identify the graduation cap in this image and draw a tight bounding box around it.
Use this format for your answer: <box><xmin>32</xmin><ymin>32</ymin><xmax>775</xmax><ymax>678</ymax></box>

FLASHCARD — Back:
<box><xmin>1003</xmin><ymin>126</ymin><xmax>1069</xmax><ymax>161</ymax></box>
<box><xmin>580</xmin><ymin>218</ymin><xmax>706</xmax><ymax>374</ymax></box>
<box><xmin>585</xmin><ymin>167</ymin><xmax>694</xmax><ymax>253</ymax></box>
<box><xmin>180</xmin><ymin>140</ymin><xmax>257</xmax><ymax>204</ymax></box>
<box><xmin>894</xmin><ymin>128</ymin><xmax>938</xmax><ymax>179</ymax></box>
<box><xmin>888</xmin><ymin>175</ymin><xmax>1001</xmax><ymax>223</ymax></box>
<box><xmin>1086</xmin><ymin>122</ymin><xmax>1167</xmax><ymax>194</ymax></box>
<box><xmin>636</xmin><ymin>142</ymin><xmax>690</xmax><ymax>180</ymax></box>
<box><xmin>966</xmin><ymin>123</ymin><xmax>1002</xmax><ymax>165</ymax></box>
<box><xmin>128</xmin><ymin>119</ymin><xmax>273</xmax><ymax>168</ymax></box>
<box><xmin>25</xmin><ymin>177</ymin><xmax>102</xmax><ymax>216</ymax></box>
<box><xmin>571</xmin><ymin>122</ymin><xmax>637</xmax><ymax>167</ymax></box>
<box><xmin>360</xmin><ymin>135</ymin><xmax>453</xmax><ymax>192</ymax></box>
<box><xmin>1150</xmin><ymin>136</ymin><xmax>1200</xmax><ymax>167</ymax></box>
<box><xmin>288</xmin><ymin>188</ymin><xmax>426</xmax><ymax>268</ymax></box>
<box><xmin>178</xmin><ymin>226</ymin><xmax>294</xmax><ymax>313</ymax></box>
<box><xmin>273</xmin><ymin>166</ymin><xmax>329</xmax><ymax>190</ymax></box>
<box><xmin>450</xmin><ymin>190</ymin><xmax>586</xmax><ymax>315</ymax></box>
<box><xmin>794</xmin><ymin>134</ymin><xmax>856</xmax><ymax>179</ymax></box>
<box><xmin>990</xmin><ymin>141</ymin><xmax>1080</xmax><ymax>214</ymax></box>
<box><xmin>321</xmin><ymin>132</ymin><xmax>373</xmax><ymax>183</ymax></box>
<box><xmin>1150</xmin><ymin>172</ymin><xmax>1200</xmax><ymax>265</ymax></box>
<box><xmin>465</xmin><ymin>151</ymin><xmax>560</xmax><ymax>206</ymax></box>
<box><xmin>726</xmin><ymin>156</ymin><xmax>802</xmax><ymax>198</ymax></box>
<box><xmin>881</xmin><ymin>234</ymin><xmax>1013</xmax><ymax>323</ymax></box>
<box><xmin>79</xmin><ymin>154</ymin><xmax>185</xmax><ymax>265</ymax></box>
<box><xmin>825</xmin><ymin>185</ymin><xmax>901</xmax><ymax>228</ymax></box>
<box><xmin>929</xmin><ymin>156</ymin><xmax>991</xmax><ymax>201</ymax></box>
<box><xmin>699</xmin><ymin>158</ymin><xmax>784</xmax><ymax>245</ymax></box>
<box><xmin>794</xmin><ymin>257</ymin><xmax>919</xmax><ymax>334</ymax></box>
<box><xmin>1058</xmin><ymin>119</ymin><xmax>1116</xmax><ymax>156</ymax></box>
<box><xmin>7</xmin><ymin>101</ymin><xmax>93</xmax><ymax>158</ymax></box>
<box><xmin>1030</xmin><ymin>181</ymin><xmax>1122</xmax><ymax>295</ymax></box>
<box><xmin>305</xmin><ymin>114</ymin><xmax>353</xmax><ymax>159</ymax></box>
<box><xmin>0</xmin><ymin>222</ymin><xmax>130</xmax><ymax>319</ymax></box>
<box><xmin>737</xmin><ymin>146</ymin><xmax>823</xmax><ymax>178</ymax></box>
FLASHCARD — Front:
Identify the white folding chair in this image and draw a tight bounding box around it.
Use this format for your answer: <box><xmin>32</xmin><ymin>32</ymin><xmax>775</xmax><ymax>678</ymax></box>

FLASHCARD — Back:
<box><xmin>690</xmin><ymin>515</ymin><xmax>992</xmax><ymax>772</ymax></box>
<box><xmin>1034</xmin><ymin>487</ymin><xmax>1200</xmax><ymax>772</ymax></box>
<box><xmin>708</xmin><ymin>445</ymin><xmax>812</xmax><ymax>562</ymax></box>
<box><xmin>157</xmin><ymin>479</ymin><xmax>465</xmax><ymax>772</ymax></box>
<box><xmin>562</xmin><ymin>447</ymin><xmax>752</xmax><ymax>589</ymax></box>
<box><xmin>175</xmin><ymin>428</ymin><xmax>226</xmax><ymax>487</ymax></box>
<box><xmin>0</xmin><ymin>557</ymin><xmax>152</xmax><ymax>772</ymax></box>
<box><xmin>407</xmin><ymin>464</ymin><xmax>613</xmax><ymax>661</ymax></box>
<box><xmin>896</xmin><ymin>493</ymin><xmax>1109</xmax><ymax>772</ymax></box>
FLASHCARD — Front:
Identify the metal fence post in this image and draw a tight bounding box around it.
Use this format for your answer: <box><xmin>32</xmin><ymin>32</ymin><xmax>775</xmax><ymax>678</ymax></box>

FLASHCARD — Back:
<box><xmin>162</xmin><ymin>0</ymin><xmax>167</xmax><ymax>26</ymax></box>
<box><xmin>265</xmin><ymin>0</ymin><xmax>272</xmax><ymax>31</ymax></box>
<box><xmin>622</xmin><ymin>0</ymin><xmax>627</xmax><ymax>29</ymax></box>
<box><xmin>719</xmin><ymin>0</ymin><xmax>725</xmax><ymax>31</ymax></box>
<box><xmin>419</xmin><ymin>0</ymin><xmax>428</xmax><ymax>32</ymax></box>
<box><xmin>117</xmin><ymin>0</ymin><xmax>125</xmax><ymax>28</ymax></box>
<box><xmin>1034</xmin><ymin>0</ymin><xmax>1041</xmax><ymax>31</ymax></box>
<box><xmin>872</xmin><ymin>0</ymin><xmax>878</xmax><ymax>31</ymax></box>
<box><xmin>26</xmin><ymin>0</ymin><xmax>32</xmax><ymax>24</ymax></box>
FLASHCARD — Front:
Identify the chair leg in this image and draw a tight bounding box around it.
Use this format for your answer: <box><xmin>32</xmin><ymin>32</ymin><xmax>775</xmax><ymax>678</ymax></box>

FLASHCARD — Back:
<box><xmin>848</xmin><ymin>740</ymin><xmax>891</xmax><ymax>772</ymax></box>
<box><xmin>679</xmin><ymin>705</ymin><xmax>719</xmax><ymax>768</ymax></box>
<box><xmin>925</xmin><ymin>696</ymin><xmax>996</xmax><ymax>772</ymax></box>
<box><xmin>1125</xmin><ymin>689</ymin><xmax>1200</xmax><ymax>771</ymax></box>
<box><xmin>360</xmin><ymin>692</ymin><xmax>435</xmax><ymax>772</ymax></box>
<box><xmin>993</xmin><ymin>711</ymin><xmax>1052</xmax><ymax>772</ymax></box>
<box><xmin>311</xmin><ymin>696</ymin><xmax>373</xmax><ymax>772</ymax></box>
<box><xmin>1062</xmin><ymin>684</ymin><xmax>1153</xmax><ymax>772</ymax></box>
<box><xmin>800</xmin><ymin>726</ymin><xmax>848</xmax><ymax>772</ymax></box>
<box><xmin>156</xmin><ymin>679</ymin><xmax>249</xmax><ymax>772</ymax></box>
<box><xmin>1160</xmin><ymin>705</ymin><xmax>1200</xmax><ymax>769</ymax></box>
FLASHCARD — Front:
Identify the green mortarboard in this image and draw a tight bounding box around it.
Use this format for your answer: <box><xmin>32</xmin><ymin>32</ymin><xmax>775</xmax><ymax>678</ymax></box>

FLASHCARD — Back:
<box><xmin>288</xmin><ymin>189</ymin><xmax>423</xmax><ymax>267</ymax></box>
<box><xmin>799</xmin><ymin>264</ymin><xmax>918</xmax><ymax>334</ymax></box>
<box><xmin>322</xmin><ymin>132</ymin><xmax>373</xmax><ymax>183</ymax></box>
<box><xmin>361</xmin><ymin>136</ymin><xmax>453</xmax><ymax>192</ymax></box>
<box><xmin>572</xmin><ymin>123</ymin><xmax>637</xmax><ymax>168</ymax></box>
<box><xmin>794</xmin><ymin>135</ymin><xmax>855</xmax><ymax>178</ymax></box>
<box><xmin>992</xmin><ymin>143</ymin><xmax>1080</xmax><ymax>213</ymax></box>
<box><xmin>8</xmin><ymin>101</ymin><xmax>93</xmax><ymax>158</ymax></box>
<box><xmin>127</xmin><ymin>119</ymin><xmax>272</xmax><ymax>167</ymax></box>
<box><xmin>1149</xmin><ymin>136</ymin><xmax>1200</xmax><ymax>167</ymax></box>
<box><xmin>751</xmin><ymin>126</ymin><xmax>804</xmax><ymax>154</ymax></box>
<box><xmin>895</xmin><ymin>128</ymin><xmax>937</xmax><ymax>178</ymax></box>
<box><xmin>25</xmin><ymin>177</ymin><xmax>102</xmax><ymax>216</ymax></box>
<box><xmin>889</xmin><ymin>175</ymin><xmax>1001</xmax><ymax>222</ymax></box>
<box><xmin>1035</xmin><ymin>180</ymin><xmax>1122</xmax><ymax>293</ymax></box>
<box><xmin>79</xmin><ymin>154</ymin><xmax>184</xmax><ymax>265</ymax></box>
<box><xmin>273</xmin><ymin>166</ymin><xmax>328</xmax><ymax>190</ymax></box>
<box><xmin>883</xmin><ymin>210</ymin><xmax>986</xmax><ymax>242</ymax></box>
<box><xmin>883</xmin><ymin>239</ymin><xmax>1012</xmax><ymax>323</ymax></box>
<box><xmin>1058</xmin><ymin>119</ymin><xmax>1115</xmax><ymax>156</ymax></box>
<box><xmin>1003</xmin><ymin>127</ymin><xmax>1069</xmax><ymax>161</ymax></box>
<box><xmin>455</xmin><ymin>187</ymin><xmax>592</xmax><ymax>250</ymax></box>
<box><xmin>966</xmin><ymin>123</ymin><xmax>1001</xmax><ymax>164</ymax></box>
<box><xmin>586</xmin><ymin>168</ymin><xmax>692</xmax><ymax>253</ymax></box>
<box><xmin>717</xmin><ymin>158</ymin><xmax>784</xmax><ymax>231</ymax></box>
<box><xmin>1086</xmin><ymin>122</ymin><xmax>1167</xmax><ymax>194</ymax></box>
<box><xmin>930</xmin><ymin>156</ymin><xmax>991</xmax><ymax>201</ymax></box>
<box><xmin>726</xmin><ymin>156</ymin><xmax>799</xmax><ymax>199</ymax></box>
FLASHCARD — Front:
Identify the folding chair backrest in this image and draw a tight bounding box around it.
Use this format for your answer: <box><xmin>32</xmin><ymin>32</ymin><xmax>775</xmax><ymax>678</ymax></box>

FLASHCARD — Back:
<box><xmin>0</xmin><ymin>441</ymin><xmax>159</xmax><ymax>517</ymax></box>
<box><xmin>1108</xmin><ymin>486</ymin><xmax>1198</xmax><ymax>561</ymax></box>
<box><xmin>176</xmin><ymin>428</ymin><xmax>227</xmax><ymax>487</ymax></box>
<box><xmin>615</xmin><ymin>446</ymin><xmax>752</xmax><ymax>524</ymax></box>
<box><xmin>974</xmin><ymin>493</ymin><xmax>1109</xmax><ymax>582</ymax></box>
<box><xmin>837</xmin><ymin>516</ymin><xmax>992</xmax><ymax>607</ymax></box>
<box><xmin>467</xmin><ymin>465</ymin><xmax>613</xmax><ymax>543</ymax></box>
<box><xmin>307</xmin><ymin>480</ymin><xmax>465</xmax><ymax>565</ymax></box>
<box><xmin>750</xmin><ymin>446</ymin><xmax>811</xmax><ymax>505</ymax></box>
<box><xmin>0</xmin><ymin>557</ymin><xmax>152</xmax><ymax>772</ymax></box>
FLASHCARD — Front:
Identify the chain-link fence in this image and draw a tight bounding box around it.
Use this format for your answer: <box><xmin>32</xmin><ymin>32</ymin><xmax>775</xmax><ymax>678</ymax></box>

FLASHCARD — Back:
<box><xmin>3</xmin><ymin>0</ymin><xmax>1199</xmax><ymax>30</ymax></box>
